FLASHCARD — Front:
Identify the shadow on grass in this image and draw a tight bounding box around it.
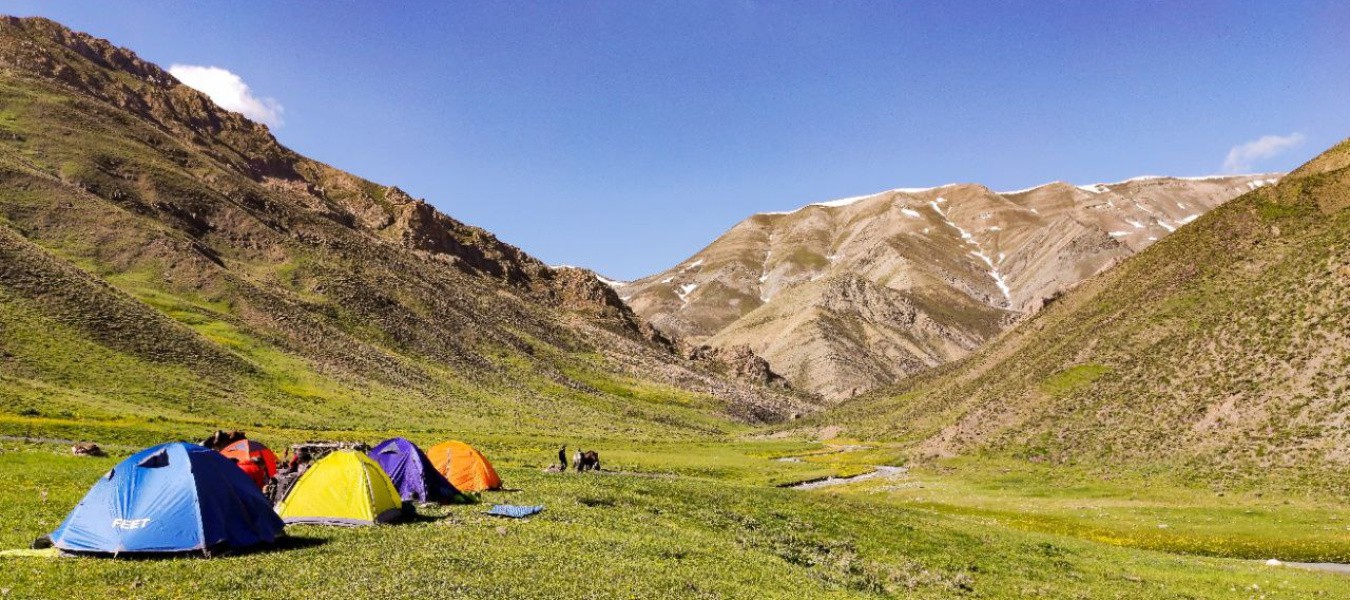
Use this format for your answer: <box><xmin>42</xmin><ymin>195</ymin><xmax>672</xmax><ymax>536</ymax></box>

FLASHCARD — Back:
<box><xmin>403</xmin><ymin>511</ymin><xmax>451</xmax><ymax>524</ymax></box>
<box><xmin>250</xmin><ymin>535</ymin><xmax>327</xmax><ymax>555</ymax></box>
<box><xmin>47</xmin><ymin>535</ymin><xmax>328</xmax><ymax>560</ymax></box>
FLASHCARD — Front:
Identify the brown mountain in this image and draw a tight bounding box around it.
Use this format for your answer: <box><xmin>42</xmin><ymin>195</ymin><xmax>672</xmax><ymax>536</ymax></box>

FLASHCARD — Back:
<box><xmin>623</xmin><ymin>175</ymin><xmax>1277</xmax><ymax>400</ymax></box>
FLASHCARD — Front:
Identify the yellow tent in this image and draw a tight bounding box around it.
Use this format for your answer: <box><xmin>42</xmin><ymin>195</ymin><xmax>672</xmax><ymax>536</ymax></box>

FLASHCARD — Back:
<box><xmin>276</xmin><ymin>450</ymin><xmax>405</xmax><ymax>525</ymax></box>
<box><xmin>427</xmin><ymin>440</ymin><xmax>502</xmax><ymax>492</ymax></box>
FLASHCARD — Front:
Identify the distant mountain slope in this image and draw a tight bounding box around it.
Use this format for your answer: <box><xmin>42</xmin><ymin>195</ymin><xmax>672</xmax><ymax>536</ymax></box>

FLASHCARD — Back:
<box><xmin>0</xmin><ymin>16</ymin><xmax>815</xmax><ymax>436</ymax></box>
<box><xmin>820</xmin><ymin>137</ymin><xmax>1350</xmax><ymax>488</ymax></box>
<box><xmin>624</xmin><ymin>175</ymin><xmax>1276</xmax><ymax>399</ymax></box>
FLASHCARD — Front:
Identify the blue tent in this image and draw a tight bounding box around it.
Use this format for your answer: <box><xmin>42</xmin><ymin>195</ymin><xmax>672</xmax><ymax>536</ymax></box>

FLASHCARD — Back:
<box><xmin>369</xmin><ymin>437</ymin><xmax>463</xmax><ymax>504</ymax></box>
<box><xmin>49</xmin><ymin>442</ymin><xmax>284</xmax><ymax>555</ymax></box>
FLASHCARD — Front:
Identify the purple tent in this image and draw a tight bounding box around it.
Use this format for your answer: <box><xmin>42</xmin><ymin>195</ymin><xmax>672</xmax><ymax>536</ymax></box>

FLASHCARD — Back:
<box><xmin>368</xmin><ymin>438</ymin><xmax>463</xmax><ymax>504</ymax></box>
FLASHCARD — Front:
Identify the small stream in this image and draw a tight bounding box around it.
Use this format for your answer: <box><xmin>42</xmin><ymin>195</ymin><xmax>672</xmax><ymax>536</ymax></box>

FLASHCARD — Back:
<box><xmin>1274</xmin><ymin>561</ymin><xmax>1350</xmax><ymax>575</ymax></box>
<box><xmin>788</xmin><ymin>466</ymin><xmax>907</xmax><ymax>490</ymax></box>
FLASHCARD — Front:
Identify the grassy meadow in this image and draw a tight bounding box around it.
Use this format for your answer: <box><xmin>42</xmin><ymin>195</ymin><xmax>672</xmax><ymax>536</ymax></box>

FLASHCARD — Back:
<box><xmin>2</xmin><ymin>428</ymin><xmax>1349</xmax><ymax>599</ymax></box>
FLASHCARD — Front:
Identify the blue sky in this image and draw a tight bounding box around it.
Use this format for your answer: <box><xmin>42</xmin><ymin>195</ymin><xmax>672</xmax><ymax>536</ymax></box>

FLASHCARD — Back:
<box><xmin>9</xmin><ymin>2</ymin><xmax>1349</xmax><ymax>279</ymax></box>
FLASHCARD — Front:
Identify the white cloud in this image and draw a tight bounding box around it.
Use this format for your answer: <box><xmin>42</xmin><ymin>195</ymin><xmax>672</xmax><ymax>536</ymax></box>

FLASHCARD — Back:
<box><xmin>168</xmin><ymin>64</ymin><xmax>283</xmax><ymax>127</ymax></box>
<box><xmin>1223</xmin><ymin>132</ymin><xmax>1304</xmax><ymax>173</ymax></box>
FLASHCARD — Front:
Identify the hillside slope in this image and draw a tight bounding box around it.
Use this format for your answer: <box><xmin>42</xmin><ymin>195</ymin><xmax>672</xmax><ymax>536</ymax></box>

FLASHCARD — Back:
<box><xmin>625</xmin><ymin>176</ymin><xmax>1276</xmax><ymax>399</ymax></box>
<box><xmin>0</xmin><ymin>16</ymin><xmax>815</xmax><ymax>437</ymax></box>
<box><xmin>821</xmin><ymin>137</ymin><xmax>1350</xmax><ymax>489</ymax></box>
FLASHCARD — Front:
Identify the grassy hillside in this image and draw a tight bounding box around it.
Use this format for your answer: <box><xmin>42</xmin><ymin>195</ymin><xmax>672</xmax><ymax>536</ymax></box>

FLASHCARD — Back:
<box><xmin>818</xmin><ymin>137</ymin><xmax>1350</xmax><ymax>493</ymax></box>
<box><xmin>0</xmin><ymin>16</ymin><xmax>813</xmax><ymax>441</ymax></box>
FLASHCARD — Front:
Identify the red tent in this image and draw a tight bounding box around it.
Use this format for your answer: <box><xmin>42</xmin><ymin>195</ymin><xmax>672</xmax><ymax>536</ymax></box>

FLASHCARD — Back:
<box><xmin>220</xmin><ymin>439</ymin><xmax>278</xmax><ymax>482</ymax></box>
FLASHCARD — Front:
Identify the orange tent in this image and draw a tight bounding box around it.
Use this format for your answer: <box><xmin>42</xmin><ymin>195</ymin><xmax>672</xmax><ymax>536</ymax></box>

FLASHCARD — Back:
<box><xmin>220</xmin><ymin>439</ymin><xmax>278</xmax><ymax>478</ymax></box>
<box><xmin>426</xmin><ymin>441</ymin><xmax>501</xmax><ymax>492</ymax></box>
<box><xmin>220</xmin><ymin>437</ymin><xmax>278</xmax><ymax>489</ymax></box>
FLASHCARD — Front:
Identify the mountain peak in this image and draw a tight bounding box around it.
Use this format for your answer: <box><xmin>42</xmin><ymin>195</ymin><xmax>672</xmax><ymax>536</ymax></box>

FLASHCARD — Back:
<box><xmin>625</xmin><ymin>173</ymin><xmax>1278</xmax><ymax>399</ymax></box>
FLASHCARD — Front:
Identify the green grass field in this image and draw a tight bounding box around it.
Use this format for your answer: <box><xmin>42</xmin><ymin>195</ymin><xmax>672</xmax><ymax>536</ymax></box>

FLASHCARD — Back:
<box><xmin>2</xmin><ymin>432</ymin><xmax>1348</xmax><ymax>599</ymax></box>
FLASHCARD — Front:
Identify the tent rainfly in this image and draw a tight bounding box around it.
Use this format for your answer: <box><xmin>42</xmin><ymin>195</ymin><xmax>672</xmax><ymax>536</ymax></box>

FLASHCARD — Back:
<box><xmin>275</xmin><ymin>450</ymin><xmax>406</xmax><ymax>526</ymax></box>
<box><xmin>427</xmin><ymin>440</ymin><xmax>502</xmax><ymax>493</ymax></box>
<box><xmin>49</xmin><ymin>442</ymin><xmax>284</xmax><ymax>555</ymax></box>
<box><xmin>369</xmin><ymin>437</ymin><xmax>465</xmax><ymax>504</ymax></box>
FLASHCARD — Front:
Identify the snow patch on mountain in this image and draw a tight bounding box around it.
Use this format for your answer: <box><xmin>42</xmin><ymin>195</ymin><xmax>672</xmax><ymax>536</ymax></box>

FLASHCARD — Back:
<box><xmin>677</xmin><ymin>283</ymin><xmax>699</xmax><ymax>304</ymax></box>
<box><xmin>928</xmin><ymin>200</ymin><xmax>948</xmax><ymax>219</ymax></box>
<box><xmin>759</xmin><ymin>175</ymin><xmax>1278</xmax><ymax>218</ymax></box>
<box><xmin>971</xmin><ymin>248</ymin><xmax>1012</xmax><ymax>303</ymax></box>
<box><xmin>1080</xmin><ymin>173</ymin><xmax>1281</xmax><ymax>192</ymax></box>
<box><xmin>998</xmin><ymin>182</ymin><xmax>1053</xmax><ymax>195</ymax></box>
<box><xmin>761</xmin><ymin>184</ymin><xmax>959</xmax><ymax>216</ymax></box>
<box><xmin>931</xmin><ymin>198</ymin><xmax>1011</xmax><ymax>305</ymax></box>
<box><xmin>551</xmin><ymin>264</ymin><xmax>627</xmax><ymax>287</ymax></box>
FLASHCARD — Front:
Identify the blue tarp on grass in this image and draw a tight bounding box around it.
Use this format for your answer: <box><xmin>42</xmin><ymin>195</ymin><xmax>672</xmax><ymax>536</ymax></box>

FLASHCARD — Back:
<box><xmin>486</xmin><ymin>504</ymin><xmax>544</xmax><ymax>518</ymax></box>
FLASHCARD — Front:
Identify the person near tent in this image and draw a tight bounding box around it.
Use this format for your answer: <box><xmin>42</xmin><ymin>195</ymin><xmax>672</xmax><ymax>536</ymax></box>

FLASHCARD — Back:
<box><xmin>271</xmin><ymin>448</ymin><xmax>313</xmax><ymax>503</ymax></box>
<box><xmin>544</xmin><ymin>445</ymin><xmax>568</xmax><ymax>473</ymax></box>
<box><xmin>283</xmin><ymin>448</ymin><xmax>311</xmax><ymax>473</ymax></box>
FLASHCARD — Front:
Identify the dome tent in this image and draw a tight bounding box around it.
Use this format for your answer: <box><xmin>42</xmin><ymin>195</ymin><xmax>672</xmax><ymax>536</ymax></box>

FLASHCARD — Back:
<box><xmin>220</xmin><ymin>438</ymin><xmax>278</xmax><ymax>490</ymax></box>
<box><xmin>220</xmin><ymin>438</ymin><xmax>278</xmax><ymax>477</ymax></box>
<box><xmin>49</xmin><ymin>442</ymin><xmax>284</xmax><ymax>556</ymax></box>
<box><xmin>276</xmin><ymin>450</ymin><xmax>407</xmax><ymax>526</ymax></box>
<box><xmin>368</xmin><ymin>437</ymin><xmax>466</xmax><ymax>504</ymax></box>
<box><xmin>427</xmin><ymin>440</ymin><xmax>502</xmax><ymax>493</ymax></box>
